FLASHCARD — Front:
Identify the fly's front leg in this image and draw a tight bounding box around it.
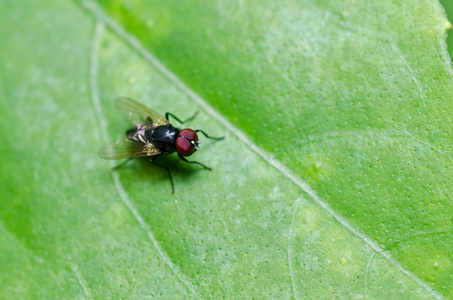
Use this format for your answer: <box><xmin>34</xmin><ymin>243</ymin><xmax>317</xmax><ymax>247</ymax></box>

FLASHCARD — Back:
<box><xmin>178</xmin><ymin>153</ymin><xmax>212</xmax><ymax>171</ymax></box>
<box><xmin>195</xmin><ymin>129</ymin><xmax>224</xmax><ymax>140</ymax></box>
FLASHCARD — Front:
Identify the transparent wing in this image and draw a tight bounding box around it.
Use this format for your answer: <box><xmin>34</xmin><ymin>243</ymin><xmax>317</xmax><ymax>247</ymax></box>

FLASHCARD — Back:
<box><xmin>115</xmin><ymin>97</ymin><xmax>169</xmax><ymax>127</ymax></box>
<box><xmin>98</xmin><ymin>137</ymin><xmax>161</xmax><ymax>159</ymax></box>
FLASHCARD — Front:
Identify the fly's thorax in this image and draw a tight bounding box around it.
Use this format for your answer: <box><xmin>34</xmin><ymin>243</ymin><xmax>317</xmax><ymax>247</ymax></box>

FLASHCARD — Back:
<box><xmin>145</xmin><ymin>125</ymin><xmax>180</xmax><ymax>153</ymax></box>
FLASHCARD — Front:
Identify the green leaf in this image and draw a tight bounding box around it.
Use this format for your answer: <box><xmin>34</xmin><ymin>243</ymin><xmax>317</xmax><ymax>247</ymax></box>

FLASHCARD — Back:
<box><xmin>1</xmin><ymin>0</ymin><xmax>452</xmax><ymax>298</ymax></box>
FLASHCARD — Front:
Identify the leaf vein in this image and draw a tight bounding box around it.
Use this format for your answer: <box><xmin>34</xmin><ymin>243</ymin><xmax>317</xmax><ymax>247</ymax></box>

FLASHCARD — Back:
<box><xmin>71</xmin><ymin>264</ymin><xmax>91</xmax><ymax>298</ymax></box>
<box><xmin>288</xmin><ymin>197</ymin><xmax>302</xmax><ymax>299</ymax></box>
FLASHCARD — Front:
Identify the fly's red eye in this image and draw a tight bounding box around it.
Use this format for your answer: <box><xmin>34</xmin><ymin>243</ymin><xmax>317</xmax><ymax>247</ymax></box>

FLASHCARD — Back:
<box><xmin>179</xmin><ymin>129</ymin><xmax>198</xmax><ymax>141</ymax></box>
<box><xmin>176</xmin><ymin>129</ymin><xmax>199</xmax><ymax>156</ymax></box>
<box><xmin>176</xmin><ymin>137</ymin><xmax>194</xmax><ymax>156</ymax></box>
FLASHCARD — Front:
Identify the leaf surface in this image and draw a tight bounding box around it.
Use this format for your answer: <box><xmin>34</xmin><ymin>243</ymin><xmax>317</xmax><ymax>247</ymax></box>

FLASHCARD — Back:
<box><xmin>0</xmin><ymin>0</ymin><xmax>452</xmax><ymax>298</ymax></box>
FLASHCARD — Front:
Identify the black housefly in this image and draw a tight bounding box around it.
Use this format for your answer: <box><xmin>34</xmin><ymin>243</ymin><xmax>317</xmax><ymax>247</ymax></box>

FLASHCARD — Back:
<box><xmin>98</xmin><ymin>97</ymin><xmax>224</xmax><ymax>193</ymax></box>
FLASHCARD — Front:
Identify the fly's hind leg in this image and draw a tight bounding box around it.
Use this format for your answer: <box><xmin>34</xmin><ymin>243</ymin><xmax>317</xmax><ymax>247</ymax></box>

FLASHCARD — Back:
<box><xmin>165</xmin><ymin>111</ymin><xmax>199</xmax><ymax>124</ymax></box>
<box><xmin>113</xmin><ymin>158</ymin><xmax>133</xmax><ymax>170</ymax></box>
<box><xmin>150</xmin><ymin>155</ymin><xmax>175</xmax><ymax>194</ymax></box>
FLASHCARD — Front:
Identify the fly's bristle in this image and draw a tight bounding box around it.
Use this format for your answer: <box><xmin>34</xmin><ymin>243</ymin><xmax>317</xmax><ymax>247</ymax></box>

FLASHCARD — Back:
<box><xmin>191</xmin><ymin>140</ymin><xmax>200</xmax><ymax>150</ymax></box>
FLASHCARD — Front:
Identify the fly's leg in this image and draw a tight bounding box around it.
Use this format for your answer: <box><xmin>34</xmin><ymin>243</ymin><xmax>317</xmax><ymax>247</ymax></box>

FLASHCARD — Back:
<box><xmin>178</xmin><ymin>153</ymin><xmax>212</xmax><ymax>171</ymax></box>
<box><xmin>195</xmin><ymin>129</ymin><xmax>224</xmax><ymax>140</ymax></box>
<box><xmin>113</xmin><ymin>158</ymin><xmax>133</xmax><ymax>170</ymax></box>
<box><xmin>165</xmin><ymin>111</ymin><xmax>199</xmax><ymax>124</ymax></box>
<box><xmin>150</xmin><ymin>155</ymin><xmax>175</xmax><ymax>194</ymax></box>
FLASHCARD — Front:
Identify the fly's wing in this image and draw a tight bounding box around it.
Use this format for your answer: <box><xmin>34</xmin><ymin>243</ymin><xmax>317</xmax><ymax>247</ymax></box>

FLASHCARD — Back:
<box><xmin>115</xmin><ymin>97</ymin><xmax>169</xmax><ymax>127</ymax></box>
<box><xmin>98</xmin><ymin>137</ymin><xmax>161</xmax><ymax>159</ymax></box>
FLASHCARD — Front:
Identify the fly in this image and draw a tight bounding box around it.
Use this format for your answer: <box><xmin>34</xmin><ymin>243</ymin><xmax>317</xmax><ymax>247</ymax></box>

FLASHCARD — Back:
<box><xmin>98</xmin><ymin>97</ymin><xmax>224</xmax><ymax>193</ymax></box>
